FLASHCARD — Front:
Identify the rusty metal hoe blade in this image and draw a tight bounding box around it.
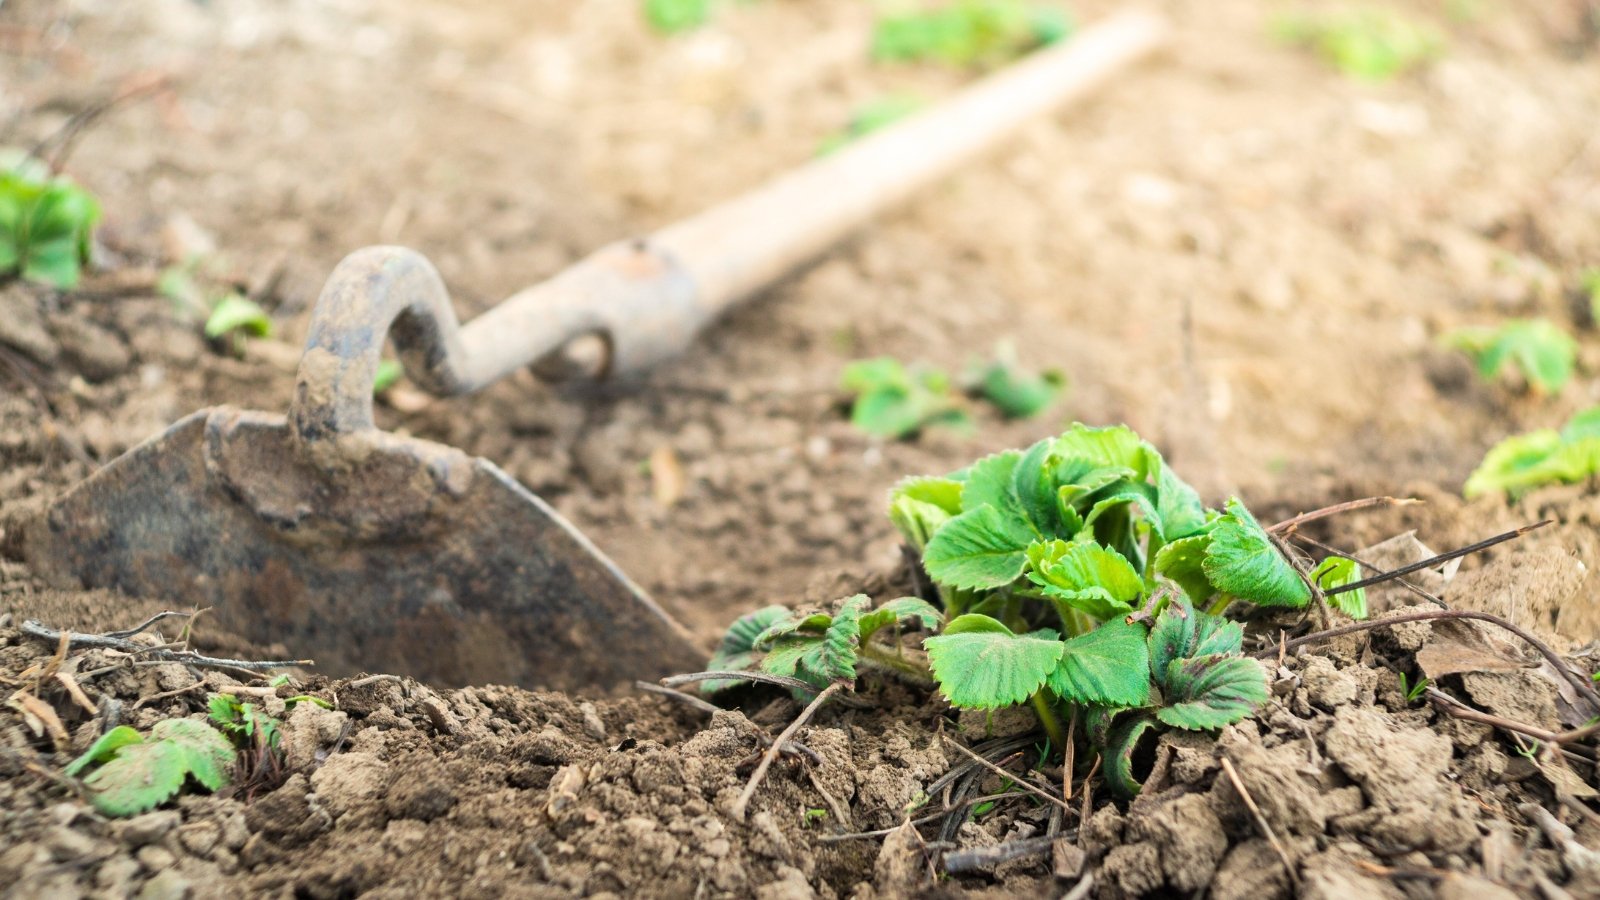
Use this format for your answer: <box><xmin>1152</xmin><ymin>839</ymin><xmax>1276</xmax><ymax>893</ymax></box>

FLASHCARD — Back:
<box><xmin>26</xmin><ymin>249</ymin><xmax>704</xmax><ymax>691</ymax></box>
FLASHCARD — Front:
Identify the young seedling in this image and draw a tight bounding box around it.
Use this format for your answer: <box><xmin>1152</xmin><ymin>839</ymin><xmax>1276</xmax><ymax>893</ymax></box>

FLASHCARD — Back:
<box><xmin>1397</xmin><ymin>672</ymin><xmax>1428</xmax><ymax>705</ymax></box>
<box><xmin>0</xmin><ymin>151</ymin><xmax>100</xmax><ymax>289</ymax></box>
<box><xmin>963</xmin><ymin>345</ymin><xmax>1066</xmax><ymax>419</ymax></box>
<box><xmin>643</xmin><ymin>0</ymin><xmax>723</xmax><ymax>34</ymax></box>
<box><xmin>208</xmin><ymin>693</ymin><xmax>294</xmax><ymax>794</ymax></box>
<box><xmin>1464</xmin><ymin>405</ymin><xmax>1600</xmax><ymax>498</ymax></box>
<box><xmin>841</xmin><ymin>357</ymin><xmax>970</xmax><ymax>440</ymax></box>
<box><xmin>711</xmin><ymin>423</ymin><xmax>1358</xmax><ymax>796</ymax></box>
<box><xmin>1582</xmin><ymin>268</ymin><xmax>1600</xmax><ymax>328</ymax></box>
<box><xmin>63</xmin><ymin>719</ymin><xmax>235</xmax><ymax>817</ymax></box>
<box><xmin>1272</xmin><ymin>8</ymin><xmax>1444</xmax><ymax>81</ymax></box>
<box><xmin>872</xmin><ymin>1</ymin><xmax>1073</xmax><ymax>70</ymax></box>
<box><xmin>1444</xmin><ymin>318</ymin><xmax>1577</xmax><ymax>396</ymax></box>
<box><xmin>204</xmin><ymin>293</ymin><xmax>274</xmax><ymax>355</ymax></box>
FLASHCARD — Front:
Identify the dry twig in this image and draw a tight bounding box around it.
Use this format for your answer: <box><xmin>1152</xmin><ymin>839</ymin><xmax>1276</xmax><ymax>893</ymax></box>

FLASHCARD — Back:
<box><xmin>942</xmin><ymin>737</ymin><xmax>1070</xmax><ymax>812</ymax></box>
<box><xmin>731</xmin><ymin>682</ymin><xmax>843</xmax><ymax>820</ymax></box>
<box><xmin>21</xmin><ymin>620</ymin><xmax>310</xmax><ymax>672</ymax></box>
<box><xmin>1220</xmin><ymin>755</ymin><xmax>1299</xmax><ymax>890</ymax></box>
<box><xmin>1268</xmin><ymin>497</ymin><xmax>1421</xmax><ymax>534</ymax></box>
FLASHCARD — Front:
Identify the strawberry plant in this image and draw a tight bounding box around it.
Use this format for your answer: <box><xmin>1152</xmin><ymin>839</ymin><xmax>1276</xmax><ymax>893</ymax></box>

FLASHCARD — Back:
<box><xmin>710</xmin><ymin>423</ymin><xmax>1363</xmax><ymax>796</ymax></box>
<box><xmin>64</xmin><ymin>718</ymin><xmax>234</xmax><ymax>817</ymax></box>
<box><xmin>1444</xmin><ymin>318</ymin><xmax>1577</xmax><ymax>395</ymax></box>
<box><xmin>841</xmin><ymin>357</ymin><xmax>970</xmax><ymax>439</ymax></box>
<box><xmin>1464</xmin><ymin>405</ymin><xmax>1600</xmax><ymax>498</ymax></box>
<box><xmin>0</xmin><ymin>152</ymin><xmax>100</xmax><ymax>289</ymax></box>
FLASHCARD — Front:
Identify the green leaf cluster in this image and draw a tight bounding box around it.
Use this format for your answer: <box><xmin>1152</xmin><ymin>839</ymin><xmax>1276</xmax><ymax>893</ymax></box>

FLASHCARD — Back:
<box><xmin>1273</xmin><ymin>9</ymin><xmax>1444</xmax><ymax>81</ymax></box>
<box><xmin>872</xmin><ymin>1</ymin><xmax>1073</xmax><ymax>69</ymax></box>
<box><xmin>209</xmin><ymin>693</ymin><xmax>283</xmax><ymax>753</ymax></box>
<box><xmin>842</xmin><ymin>357</ymin><xmax>970</xmax><ymax>439</ymax></box>
<box><xmin>1463</xmin><ymin>406</ymin><xmax>1600</xmax><ymax>499</ymax></box>
<box><xmin>0</xmin><ymin>154</ymin><xmax>100</xmax><ymax>289</ymax></box>
<box><xmin>896</xmin><ymin>424</ymin><xmax>1311</xmax><ymax>618</ymax></box>
<box><xmin>1444</xmin><ymin>318</ymin><xmax>1576</xmax><ymax>395</ymax></box>
<box><xmin>706</xmin><ymin>594</ymin><xmax>943</xmax><ymax>693</ymax></box>
<box><xmin>64</xmin><ymin>719</ymin><xmax>235</xmax><ymax>817</ymax></box>
<box><xmin>842</xmin><ymin>352</ymin><xmax>1064</xmax><ymax>440</ymax></box>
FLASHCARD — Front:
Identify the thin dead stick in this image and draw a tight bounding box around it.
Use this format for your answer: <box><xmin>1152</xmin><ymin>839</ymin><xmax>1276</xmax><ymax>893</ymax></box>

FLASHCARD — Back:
<box><xmin>943</xmin><ymin>737</ymin><xmax>1071</xmax><ymax>812</ymax></box>
<box><xmin>1249</xmin><ymin>608</ymin><xmax>1600</xmax><ymax>713</ymax></box>
<box><xmin>1063</xmin><ymin>709</ymin><xmax>1077</xmax><ymax>804</ymax></box>
<box><xmin>731</xmin><ymin>681</ymin><xmax>843</xmax><ymax>820</ymax></box>
<box><xmin>1287</xmin><ymin>532</ymin><xmax>1445</xmax><ymax>608</ymax></box>
<box><xmin>1220</xmin><ymin>755</ymin><xmax>1299</xmax><ymax>889</ymax></box>
<box><xmin>944</xmin><ymin>834</ymin><xmax>1058</xmax><ymax>873</ymax></box>
<box><xmin>1268</xmin><ymin>497</ymin><xmax>1421</xmax><ymax>534</ymax></box>
<box><xmin>660</xmin><ymin>670</ymin><xmax>819</xmax><ymax>693</ymax></box>
<box><xmin>20</xmin><ymin>620</ymin><xmax>310</xmax><ymax>672</ymax></box>
<box><xmin>634</xmin><ymin>681</ymin><xmax>822</xmax><ymax>765</ymax></box>
<box><xmin>1324</xmin><ymin>521</ymin><xmax>1550</xmax><ymax>597</ymax></box>
<box><xmin>1077</xmin><ymin>754</ymin><xmax>1100</xmax><ymax>833</ymax></box>
<box><xmin>1061</xmin><ymin>873</ymin><xmax>1094</xmax><ymax>900</ymax></box>
<box><xmin>101</xmin><ymin>610</ymin><xmax>193</xmax><ymax>640</ymax></box>
<box><xmin>1426</xmin><ymin>689</ymin><xmax>1596</xmax><ymax>757</ymax></box>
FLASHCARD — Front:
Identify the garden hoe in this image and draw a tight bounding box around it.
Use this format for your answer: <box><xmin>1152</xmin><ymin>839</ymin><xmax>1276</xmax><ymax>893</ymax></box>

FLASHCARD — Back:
<box><xmin>23</xmin><ymin>13</ymin><xmax>1166</xmax><ymax>692</ymax></box>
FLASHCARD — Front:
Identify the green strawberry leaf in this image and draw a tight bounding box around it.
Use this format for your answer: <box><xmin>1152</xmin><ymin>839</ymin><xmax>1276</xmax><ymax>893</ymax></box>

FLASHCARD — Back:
<box><xmin>1446</xmin><ymin>318</ymin><xmax>1576</xmax><ymax>395</ymax></box>
<box><xmin>859</xmin><ymin>596</ymin><xmax>943</xmax><ymax>643</ymax></box>
<box><xmin>151</xmin><ymin>719</ymin><xmax>236</xmax><ymax>791</ymax></box>
<box><xmin>1146</xmin><ymin>595</ymin><xmax>1242</xmax><ymax>689</ymax></box>
<box><xmin>204</xmin><ymin>294</ymin><xmax>273</xmax><ymax>340</ymax></box>
<box><xmin>760</xmin><ymin>636</ymin><xmax>830</xmax><ymax>690</ymax></box>
<box><xmin>1156</xmin><ymin>464</ymin><xmax>1210</xmax><ymax>541</ymax></box>
<box><xmin>1311</xmin><ymin>556</ymin><xmax>1368</xmax><ymax>620</ymax></box>
<box><xmin>891</xmin><ymin>476</ymin><xmax>964</xmax><ymax>515</ymax></box>
<box><xmin>1154</xmin><ymin>533</ymin><xmax>1215</xmax><ymax>605</ymax></box>
<box><xmin>64</xmin><ymin>726</ymin><xmax>144</xmax><ymax>778</ymax></box>
<box><xmin>1562</xmin><ymin>406</ymin><xmax>1600</xmax><ymax>442</ymax></box>
<box><xmin>83</xmin><ymin>741</ymin><xmax>188</xmax><ymax>817</ymax></box>
<box><xmin>818</xmin><ymin>595</ymin><xmax>870</xmax><ymax>683</ymax></box>
<box><xmin>754</xmin><ymin>612</ymin><xmax>833</xmax><ymax>649</ymax></box>
<box><xmin>1054</xmin><ymin>423</ymin><xmax>1156</xmax><ymax>482</ymax></box>
<box><xmin>1462</xmin><ymin>428</ymin><xmax>1600</xmax><ymax>499</ymax></box>
<box><xmin>1202</xmin><ymin>499</ymin><xmax>1311</xmax><ymax>608</ymax></box>
<box><xmin>970</xmin><ymin>358</ymin><xmax>1065</xmax><ymax>418</ymax></box>
<box><xmin>1158</xmin><ymin>654</ymin><xmax>1268</xmax><ymax>730</ymax></box>
<box><xmin>1027</xmin><ymin>539</ymin><xmax>1143</xmax><ymax>620</ymax></box>
<box><xmin>703</xmin><ymin>604</ymin><xmax>790</xmax><ymax>693</ymax></box>
<box><xmin>1046</xmin><ymin>619</ymin><xmax>1151</xmax><ymax>707</ymax></box>
<box><xmin>923</xmin><ymin>505</ymin><xmax>1036</xmax><ymax>590</ymax></box>
<box><xmin>1012</xmin><ymin>438</ymin><xmax>1065</xmax><ymax>538</ymax></box>
<box><xmin>960</xmin><ymin>450</ymin><xmax>1024</xmax><ymax>515</ymax></box>
<box><xmin>924</xmin><ymin>615</ymin><xmax>1063</xmax><ymax>709</ymax></box>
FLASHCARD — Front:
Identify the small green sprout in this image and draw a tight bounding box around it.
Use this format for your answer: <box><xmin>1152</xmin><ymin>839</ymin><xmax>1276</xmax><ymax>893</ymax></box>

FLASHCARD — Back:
<box><xmin>842</xmin><ymin>357</ymin><xmax>970</xmax><ymax>439</ymax></box>
<box><xmin>801</xmin><ymin>808</ymin><xmax>828</xmax><ymax>827</ymax></box>
<box><xmin>1273</xmin><ymin>8</ymin><xmax>1444</xmax><ymax>81</ymax></box>
<box><xmin>373</xmin><ymin>359</ymin><xmax>406</xmax><ymax>394</ymax></box>
<box><xmin>872</xmin><ymin>1</ymin><xmax>1073</xmax><ymax>69</ymax></box>
<box><xmin>1464</xmin><ymin>405</ymin><xmax>1600</xmax><ymax>498</ymax></box>
<box><xmin>818</xmin><ymin>95</ymin><xmax>925</xmax><ymax>156</ymax></box>
<box><xmin>1397</xmin><ymin>672</ymin><xmax>1428</xmax><ymax>705</ymax></box>
<box><xmin>63</xmin><ymin>720</ymin><xmax>234</xmax><ymax>817</ymax></box>
<box><xmin>1444</xmin><ymin>318</ymin><xmax>1577</xmax><ymax>395</ymax></box>
<box><xmin>0</xmin><ymin>152</ymin><xmax>100</xmax><ymax>289</ymax></box>
<box><xmin>643</xmin><ymin>0</ymin><xmax>711</xmax><ymax>34</ymax></box>
<box><xmin>964</xmin><ymin>345</ymin><xmax>1066</xmax><ymax>419</ymax></box>
<box><xmin>711</xmin><ymin>423</ymin><xmax>1317</xmax><ymax>797</ymax></box>
<box><xmin>204</xmin><ymin>293</ymin><xmax>273</xmax><ymax>354</ymax></box>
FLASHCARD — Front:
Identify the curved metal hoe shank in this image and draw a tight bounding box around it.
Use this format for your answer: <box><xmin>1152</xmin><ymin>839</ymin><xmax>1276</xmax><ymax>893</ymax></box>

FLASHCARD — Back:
<box><xmin>22</xmin><ymin>13</ymin><xmax>1167</xmax><ymax>692</ymax></box>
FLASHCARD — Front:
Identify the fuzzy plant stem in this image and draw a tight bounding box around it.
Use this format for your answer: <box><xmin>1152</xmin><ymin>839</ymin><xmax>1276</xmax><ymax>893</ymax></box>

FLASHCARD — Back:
<box><xmin>1205</xmin><ymin>595</ymin><xmax>1231</xmax><ymax>618</ymax></box>
<box><xmin>1029</xmin><ymin>691</ymin><xmax>1067</xmax><ymax>752</ymax></box>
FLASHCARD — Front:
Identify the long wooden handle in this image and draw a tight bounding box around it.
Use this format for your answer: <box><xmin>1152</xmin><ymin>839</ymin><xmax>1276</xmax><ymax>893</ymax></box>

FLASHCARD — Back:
<box><xmin>298</xmin><ymin>10</ymin><xmax>1167</xmax><ymax>420</ymax></box>
<box><xmin>655</xmin><ymin>9</ymin><xmax>1168</xmax><ymax>312</ymax></box>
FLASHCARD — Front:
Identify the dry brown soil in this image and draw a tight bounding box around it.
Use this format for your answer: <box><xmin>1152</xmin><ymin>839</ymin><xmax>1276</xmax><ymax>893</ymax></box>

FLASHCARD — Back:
<box><xmin>4</xmin><ymin>0</ymin><xmax>1600</xmax><ymax>897</ymax></box>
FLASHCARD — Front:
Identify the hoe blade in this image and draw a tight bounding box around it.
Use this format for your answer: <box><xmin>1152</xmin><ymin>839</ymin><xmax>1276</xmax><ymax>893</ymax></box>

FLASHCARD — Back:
<box><xmin>24</xmin><ymin>407</ymin><xmax>704</xmax><ymax>692</ymax></box>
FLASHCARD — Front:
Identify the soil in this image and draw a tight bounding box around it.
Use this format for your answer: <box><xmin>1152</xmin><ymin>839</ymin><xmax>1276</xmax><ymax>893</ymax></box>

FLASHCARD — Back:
<box><xmin>4</xmin><ymin>0</ymin><xmax>1600</xmax><ymax>897</ymax></box>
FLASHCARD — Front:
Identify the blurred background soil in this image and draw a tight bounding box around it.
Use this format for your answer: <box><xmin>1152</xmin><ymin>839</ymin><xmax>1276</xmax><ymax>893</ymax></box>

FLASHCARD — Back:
<box><xmin>2</xmin><ymin>0</ymin><xmax>1599</xmax><ymax>645</ymax></box>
